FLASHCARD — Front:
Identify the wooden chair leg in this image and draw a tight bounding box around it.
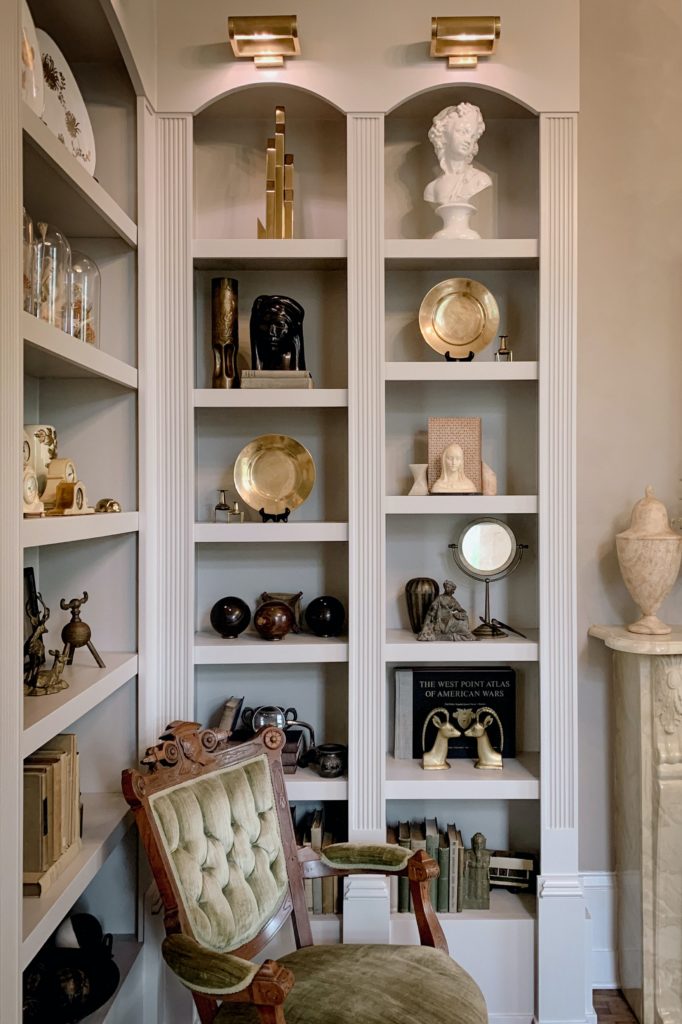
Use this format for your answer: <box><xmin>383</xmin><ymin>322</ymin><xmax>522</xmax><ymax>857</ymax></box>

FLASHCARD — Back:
<box><xmin>193</xmin><ymin>993</ymin><xmax>220</xmax><ymax>1024</ymax></box>
<box><xmin>255</xmin><ymin>1007</ymin><xmax>287</xmax><ymax>1023</ymax></box>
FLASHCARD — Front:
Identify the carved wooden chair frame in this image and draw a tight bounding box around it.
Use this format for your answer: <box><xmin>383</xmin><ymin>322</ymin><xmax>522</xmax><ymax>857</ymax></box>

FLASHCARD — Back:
<box><xmin>122</xmin><ymin>721</ymin><xmax>447</xmax><ymax>1024</ymax></box>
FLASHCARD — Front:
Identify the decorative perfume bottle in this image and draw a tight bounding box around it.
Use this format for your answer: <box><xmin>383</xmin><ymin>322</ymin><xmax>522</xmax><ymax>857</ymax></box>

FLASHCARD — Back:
<box><xmin>22</xmin><ymin>207</ymin><xmax>34</xmax><ymax>314</ymax></box>
<box><xmin>33</xmin><ymin>222</ymin><xmax>71</xmax><ymax>330</ymax></box>
<box><xmin>68</xmin><ymin>251</ymin><xmax>101</xmax><ymax>346</ymax></box>
<box><xmin>495</xmin><ymin>334</ymin><xmax>513</xmax><ymax>362</ymax></box>
<box><xmin>214</xmin><ymin>490</ymin><xmax>244</xmax><ymax>524</ymax></box>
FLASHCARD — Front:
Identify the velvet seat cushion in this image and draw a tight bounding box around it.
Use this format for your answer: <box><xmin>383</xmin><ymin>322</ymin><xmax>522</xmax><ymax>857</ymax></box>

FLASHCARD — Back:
<box><xmin>215</xmin><ymin>944</ymin><xmax>487</xmax><ymax>1024</ymax></box>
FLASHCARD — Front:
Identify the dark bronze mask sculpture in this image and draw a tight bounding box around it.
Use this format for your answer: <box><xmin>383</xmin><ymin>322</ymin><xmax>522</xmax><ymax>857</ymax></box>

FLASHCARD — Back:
<box><xmin>250</xmin><ymin>294</ymin><xmax>306</xmax><ymax>371</ymax></box>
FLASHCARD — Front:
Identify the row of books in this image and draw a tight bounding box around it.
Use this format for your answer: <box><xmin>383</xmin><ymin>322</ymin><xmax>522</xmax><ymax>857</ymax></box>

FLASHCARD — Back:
<box><xmin>23</xmin><ymin>734</ymin><xmax>81</xmax><ymax>897</ymax></box>
<box><xmin>388</xmin><ymin>819</ymin><xmax>465</xmax><ymax>914</ymax></box>
<box><xmin>294</xmin><ymin>807</ymin><xmax>342</xmax><ymax>914</ymax></box>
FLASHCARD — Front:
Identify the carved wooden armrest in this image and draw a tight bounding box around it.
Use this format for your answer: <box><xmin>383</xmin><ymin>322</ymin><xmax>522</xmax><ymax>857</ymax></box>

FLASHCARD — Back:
<box><xmin>319</xmin><ymin>841</ymin><xmax>413</xmax><ymax>872</ymax></box>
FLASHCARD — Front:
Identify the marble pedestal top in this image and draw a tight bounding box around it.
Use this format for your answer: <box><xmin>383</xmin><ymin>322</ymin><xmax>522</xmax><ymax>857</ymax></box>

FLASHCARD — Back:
<box><xmin>589</xmin><ymin>623</ymin><xmax>682</xmax><ymax>655</ymax></box>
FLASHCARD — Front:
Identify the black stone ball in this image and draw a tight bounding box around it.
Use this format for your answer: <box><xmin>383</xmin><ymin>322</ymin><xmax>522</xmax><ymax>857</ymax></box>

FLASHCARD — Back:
<box><xmin>210</xmin><ymin>596</ymin><xmax>251</xmax><ymax>639</ymax></box>
<box><xmin>304</xmin><ymin>596</ymin><xmax>345</xmax><ymax>638</ymax></box>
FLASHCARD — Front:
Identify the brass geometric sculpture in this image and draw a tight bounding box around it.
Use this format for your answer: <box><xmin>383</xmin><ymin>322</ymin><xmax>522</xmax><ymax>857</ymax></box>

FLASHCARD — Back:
<box><xmin>257</xmin><ymin>107</ymin><xmax>294</xmax><ymax>239</ymax></box>
<box><xmin>430</xmin><ymin>16</ymin><xmax>501</xmax><ymax>68</ymax></box>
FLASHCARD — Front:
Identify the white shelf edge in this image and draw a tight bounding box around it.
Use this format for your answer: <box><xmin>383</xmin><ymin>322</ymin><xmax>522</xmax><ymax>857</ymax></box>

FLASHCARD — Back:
<box><xmin>193</xmin><ymin>388</ymin><xmax>348</xmax><ymax>408</ymax></box>
<box><xmin>384</xmin><ymin>752</ymin><xmax>540</xmax><ymax>801</ymax></box>
<box><xmin>284</xmin><ymin>767</ymin><xmax>348</xmax><ymax>800</ymax></box>
<box><xmin>385</xmin><ymin>495</ymin><xmax>538</xmax><ymax>515</ymax></box>
<box><xmin>194</xmin><ymin>632</ymin><xmax>349</xmax><ymax>665</ymax></box>
<box><xmin>194</xmin><ymin>522</ymin><xmax>349</xmax><ymax>543</ymax></box>
<box><xmin>193</xmin><ymin>238</ymin><xmax>347</xmax><ymax>262</ymax></box>
<box><xmin>22</xmin><ymin>653</ymin><xmax>138</xmax><ymax>758</ymax></box>
<box><xmin>22</xmin><ymin>105</ymin><xmax>137</xmax><ymax>248</ymax></box>
<box><xmin>89</xmin><ymin>935</ymin><xmax>143</xmax><ymax>1024</ymax></box>
<box><xmin>23</xmin><ymin>312</ymin><xmax>138</xmax><ymax>389</ymax></box>
<box><xmin>23</xmin><ymin>511</ymin><xmax>139</xmax><ymax>548</ymax></box>
<box><xmin>389</xmin><ymin>890</ymin><xmax>536</xmax><ymax>925</ymax></box>
<box><xmin>22</xmin><ymin>793</ymin><xmax>133</xmax><ymax>967</ymax></box>
<box><xmin>384</xmin><ymin>238</ymin><xmax>539</xmax><ymax>261</ymax></box>
<box><xmin>385</xmin><ymin>628</ymin><xmax>539</xmax><ymax>663</ymax></box>
<box><xmin>385</xmin><ymin>361</ymin><xmax>538</xmax><ymax>382</ymax></box>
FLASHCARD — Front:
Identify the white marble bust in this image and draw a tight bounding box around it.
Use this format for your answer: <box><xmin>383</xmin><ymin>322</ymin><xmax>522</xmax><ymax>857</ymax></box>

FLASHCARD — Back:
<box><xmin>431</xmin><ymin>443</ymin><xmax>477</xmax><ymax>494</ymax></box>
<box><xmin>424</xmin><ymin>103</ymin><xmax>491</xmax><ymax>238</ymax></box>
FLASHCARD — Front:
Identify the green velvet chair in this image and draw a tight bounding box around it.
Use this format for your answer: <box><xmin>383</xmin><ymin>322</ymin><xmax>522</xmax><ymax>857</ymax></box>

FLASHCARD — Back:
<box><xmin>122</xmin><ymin>721</ymin><xmax>488</xmax><ymax>1024</ymax></box>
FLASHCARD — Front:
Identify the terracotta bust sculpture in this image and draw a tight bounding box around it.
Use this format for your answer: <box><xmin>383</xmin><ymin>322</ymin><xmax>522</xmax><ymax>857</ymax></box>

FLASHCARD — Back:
<box><xmin>417</xmin><ymin>580</ymin><xmax>476</xmax><ymax>642</ymax></box>
<box><xmin>431</xmin><ymin>443</ymin><xmax>477</xmax><ymax>494</ymax></box>
<box><xmin>424</xmin><ymin>103</ymin><xmax>491</xmax><ymax>239</ymax></box>
<box><xmin>458</xmin><ymin>832</ymin><xmax>491</xmax><ymax>910</ymax></box>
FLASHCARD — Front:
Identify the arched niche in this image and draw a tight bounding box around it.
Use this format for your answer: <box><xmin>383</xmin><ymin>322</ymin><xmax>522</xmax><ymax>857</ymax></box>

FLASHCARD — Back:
<box><xmin>385</xmin><ymin>85</ymin><xmax>539</xmax><ymax>241</ymax></box>
<box><xmin>193</xmin><ymin>84</ymin><xmax>347</xmax><ymax>240</ymax></box>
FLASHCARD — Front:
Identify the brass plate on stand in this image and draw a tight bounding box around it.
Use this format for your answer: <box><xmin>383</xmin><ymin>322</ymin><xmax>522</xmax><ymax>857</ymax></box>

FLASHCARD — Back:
<box><xmin>418</xmin><ymin>278</ymin><xmax>500</xmax><ymax>357</ymax></box>
<box><xmin>234</xmin><ymin>434</ymin><xmax>315</xmax><ymax>515</ymax></box>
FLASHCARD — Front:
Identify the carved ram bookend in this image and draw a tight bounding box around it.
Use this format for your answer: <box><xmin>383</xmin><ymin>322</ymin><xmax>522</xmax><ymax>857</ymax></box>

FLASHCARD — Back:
<box><xmin>463</xmin><ymin>707</ymin><xmax>504</xmax><ymax>770</ymax></box>
<box><xmin>421</xmin><ymin>707</ymin><xmax>461</xmax><ymax>771</ymax></box>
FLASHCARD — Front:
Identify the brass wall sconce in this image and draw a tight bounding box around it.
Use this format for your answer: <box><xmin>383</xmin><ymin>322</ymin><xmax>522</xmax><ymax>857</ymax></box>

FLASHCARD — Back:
<box><xmin>227</xmin><ymin>15</ymin><xmax>300</xmax><ymax>69</ymax></box>
<box><xmin>430</xmin><ymin>16</ymin><xmax>501</xmax><ymax>68</ymax></box>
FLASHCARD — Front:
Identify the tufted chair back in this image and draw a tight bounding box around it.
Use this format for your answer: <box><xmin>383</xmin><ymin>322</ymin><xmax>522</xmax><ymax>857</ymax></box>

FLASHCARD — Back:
<box><xmin>122</xmin><ymin>721</ymin><xmax>311</xmax><ymax>961</ymax></box>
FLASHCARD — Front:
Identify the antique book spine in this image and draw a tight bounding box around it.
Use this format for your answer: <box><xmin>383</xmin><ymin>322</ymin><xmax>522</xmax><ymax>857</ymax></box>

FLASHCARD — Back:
<box><xmin>387</xmin><ymin>825</ymin><xmax>399</xmax><ymax>913</ymax></box>
<box><xmin>321</xmin><ymin>831</ymin><xmax>335</xmax><ymax>913</ymax></box>
<box><xmin>447</xmin><ymin>823</ymin><xmax>459</xmax><ymax>913</ymax></box>
<box><xmin>311</xmin><ymin>809</ymin><xmax>324</xmax><ymax>916</ymax></box>
<box><xmin>22</xmin><ymin>771</ymin><xmax>47</xmax><ymax>874</ymax></box>
<box><xmin>409</xmin><ymin>822</ymin><xmax>426</xmax><ymax>912</ymax></box>
<box><xmin>394</xmin><ymin>669</ymin><xmax>413</xmax><ymax>759</ymax></box>
<box><xmin>23</xmin><ymin>839</ymin><xmax>82</xmax><ymax>897</ymax></box>
<box><xmin>437</xmin><ymin>831</ymin><xmax>449</xmax><ymax>913</ymax></box>
<box><xmin>424</xmin><ymin>818</ymin><xmax>439</xmax><ymax>908</ymax></box>
<box><xmin>398</xmin><ymin>821</ymin><xmax>410</xmax><ymax>912</ymax></box>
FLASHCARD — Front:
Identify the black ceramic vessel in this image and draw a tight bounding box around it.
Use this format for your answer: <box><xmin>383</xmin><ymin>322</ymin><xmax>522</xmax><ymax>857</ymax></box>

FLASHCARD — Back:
<box><xmin>210</xmin><ymin>596</ymin><xmax>251</xmax><ymax>639</ymax></box>
<box><xmin>304</xmin><ymin>595</ymin><xmax>345</xmax><ymax>637</ymax></box>
<box><xmin>253</xmin><ymin>599</ymin><xmax>295</xmax><ymax>641</ymax></box>
<box><xmin>405</xmin><ymin>578</ymin><xmax>439</xmax><ymax>634</ymax></box>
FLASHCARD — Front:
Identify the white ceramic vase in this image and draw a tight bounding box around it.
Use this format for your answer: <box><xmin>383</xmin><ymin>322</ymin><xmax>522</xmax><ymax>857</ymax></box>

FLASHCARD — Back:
<box><xmin>434</xmin><ymin>203</ymin><xmax>479</xmax><ymax>240</ymax></box>
<box><xmin>616</xmin><ymin>486</ymin><xmax>682</xmax><ymax>635</ymax></box>
<box><xmin>407</xmin><ymin>464</ymin><xmax>429</xmax><ymax>496</ymax></box>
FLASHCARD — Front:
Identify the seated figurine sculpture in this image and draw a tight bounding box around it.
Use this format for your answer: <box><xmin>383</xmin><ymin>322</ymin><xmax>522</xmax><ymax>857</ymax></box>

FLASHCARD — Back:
<box><xmin>417</xmin><ymin>580</ymin><xmax>476</xmax><ymax>642</ymax></box>
<box><xmin>250</xmin><ymin>294</ymin><xmax>306</xmax><ymax>371</ymax></box>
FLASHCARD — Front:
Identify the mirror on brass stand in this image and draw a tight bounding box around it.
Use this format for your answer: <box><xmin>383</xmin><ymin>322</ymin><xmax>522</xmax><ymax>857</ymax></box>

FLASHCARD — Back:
<box><xmin>449</xmin><ymin>518</ymin><xmax>527</xmax><ymax>638</ymax></box>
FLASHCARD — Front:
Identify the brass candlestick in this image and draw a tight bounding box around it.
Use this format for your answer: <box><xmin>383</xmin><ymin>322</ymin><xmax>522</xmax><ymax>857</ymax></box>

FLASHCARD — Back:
<box><xmin>257</xmin><ymin>107</ymin><xmax>295</xmax><ymax>239</ymax></box>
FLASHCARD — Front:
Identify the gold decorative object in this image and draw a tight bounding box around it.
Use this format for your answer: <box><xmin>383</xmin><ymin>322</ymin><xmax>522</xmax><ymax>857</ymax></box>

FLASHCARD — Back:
<box><xmin>45</xmin><ymin>480</ymin><xmax>94</xmax><ymax>516</ymax></box>
<box><xmin>495</xmin><ymin>334</ymin><xmax>513</xmax><ymax>362</ymax></box>
<box><xmin>228</xmin><ymin>15</ymin><xmax>300</xmax><ymax>69</ymax></box>
<box><xmin>60</xmin><ymin>592</ymin><xmax>105</xmax><ymax>668</ymax></box>
<box><xmin>211</xmin><ymin>278</ymin><xmax>240</xmax><ymax>388</ymax></box>
<box><xmin>233</xmin><ymin>434</ymin><xmax>315</xmax><ymax>521</ymax></box>
<box><xmin>257</xmin><ymin>107</ymin><xmax>295</xmax><ymax>239</ymax></box>
<box><xmin>462</xmin><ymin>707</ymin><xmax>504</xmax><ymax>769</ymax></box>
<box><xmin>95</xmin><ymin>498</ymin><xmax>122</xmax><ymax>513</ymax></box>
<box><xmin>419</xmin><ymin>278</ymin><xmax>499</xmax><ymax>359</ymax></box>
<box><xmin>25</xmin><ymin>648</ymin><xmax>69</xmax><ymax>697</ymax></box>
<box><xmin>430</xmin><ymin>15</ymin><xmax>501</xmax><ymax>69</ymax></box>
<box><xmin>421</xmin><ymin>707</ymin><xmax>461</xmax><ymax>770</ymax></box>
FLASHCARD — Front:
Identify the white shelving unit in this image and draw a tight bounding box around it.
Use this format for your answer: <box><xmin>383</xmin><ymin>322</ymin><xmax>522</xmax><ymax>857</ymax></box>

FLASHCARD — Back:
<box><xmin>194</xmin><ymin>632</ymin><xmax>349</xmax><ymax>665</ymax></box>
<box><xmin>22</xmin><ymin>512</ymin><xmax>139</xmax><ymax>548</ymax></box>
<box><xmin>194</xmin><ymin>389</ymin><xmax>348</xmax><ymax>409</ymax></box>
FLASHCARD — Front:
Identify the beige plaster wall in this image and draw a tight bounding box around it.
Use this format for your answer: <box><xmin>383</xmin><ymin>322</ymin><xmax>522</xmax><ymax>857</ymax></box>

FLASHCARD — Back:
<box><xmin>578</xmin><ymin>0</ymin><xmax>682</xmax><ymax>869</ymax></box>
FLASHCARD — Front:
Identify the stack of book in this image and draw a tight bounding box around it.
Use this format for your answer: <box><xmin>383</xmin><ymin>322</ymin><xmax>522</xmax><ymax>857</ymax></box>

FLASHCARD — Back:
<box><xmin>240</xmin><ymin>370</ymin><xmax>314</xmax><ymax>390</ymax></box>
<box><xmin>294</xmin><ymin>806</ymin><xmax>342</xmax><ymax>914</ymax></box>
<box><xmin>387</xmin><ymin>818</ymin><xmax>464</xmax><ymax>914</ymax></box>
<box><xmin>282</xmin><ymin>729</ymin><xmax>304</xmax><ymax>774</ymax></box>
<box><xmin>23</xmin><ymin>734</ymin><xmax>81</xmax><ymax>897</ymax></box>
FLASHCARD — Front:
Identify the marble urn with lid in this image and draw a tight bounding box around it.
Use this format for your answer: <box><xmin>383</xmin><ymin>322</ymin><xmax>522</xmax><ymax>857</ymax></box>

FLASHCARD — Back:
<box><xmin>616</xmin><ymin>486</ymin><xmax>682</xmax><ymax>635</ymax></box>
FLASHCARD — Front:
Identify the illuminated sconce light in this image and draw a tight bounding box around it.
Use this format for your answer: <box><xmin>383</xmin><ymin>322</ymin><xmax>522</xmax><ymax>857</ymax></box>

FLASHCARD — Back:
<box><xmin>430</xmin><ymin>16</ymin><xmax>501</xmax><ymax>69</ymax></box>
<box><xmin>227</xmin><ymin>15</ymin><xmax>300</xmax><ymax>69</ymax></box>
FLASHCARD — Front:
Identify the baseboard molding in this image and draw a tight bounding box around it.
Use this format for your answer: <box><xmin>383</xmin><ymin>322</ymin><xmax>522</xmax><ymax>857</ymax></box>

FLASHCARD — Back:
<box><xmin>582</xmin><ymin>871</ymin><xmax>618</xmax><ymax>990</ymax></box>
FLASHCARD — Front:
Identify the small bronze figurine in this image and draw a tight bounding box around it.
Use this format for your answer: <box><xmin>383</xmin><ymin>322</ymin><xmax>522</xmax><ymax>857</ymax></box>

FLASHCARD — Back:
<box><xmin>24</xmin><ymin>592</ymin><xmax>49</xmax><ymax>689</ymax></box>
<box><xmin>458</xmin><ymin>832</ymin><xmax>491</xmax><ymax>910</ymax></box>
<box><xmin>250</xmin><ymin>294</ymin><xmax>306</xmax><ymax>371</ymax></box>
<box><xmin>25</xmin><ymin>649</ymin><xmax>69</xmax><ymax>697</ymax></box>
<box><xmin>211</xmin><ymin>278</ymin><xmax>240</xmax><ymax>389</ymax></box>
<box><xmin>417</xmin><ymin>580</ymin><xmax>476</xmax><ymax>642</ymax></box>
<box><xmin>60</xmin><ymin>592</ymin><xmax>105</xmax><ymax>668</ymax></box>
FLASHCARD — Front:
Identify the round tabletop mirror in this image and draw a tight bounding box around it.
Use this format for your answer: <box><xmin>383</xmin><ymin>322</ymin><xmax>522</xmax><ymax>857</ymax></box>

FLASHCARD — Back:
<box><xmin>458</xmin><ymin>519</ymin><xmax>517</xmax><ymax>579</ymax></box>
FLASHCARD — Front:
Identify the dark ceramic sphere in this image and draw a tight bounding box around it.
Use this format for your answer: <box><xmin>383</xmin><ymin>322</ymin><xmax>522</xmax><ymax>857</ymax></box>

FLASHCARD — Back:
<box><xmin>210</xmin><ymin>596</ymin><xmax>251</xmax><ymax>639</ymax></box>
<box><xmin>253</xmin><ymin>599</ymin><xmax>294</xmax><ymax>641</ymax></box>
<box><xmin>304</xmin><ymin>595</ymin><xmax>346</xmax><ymax>637</ymax></box>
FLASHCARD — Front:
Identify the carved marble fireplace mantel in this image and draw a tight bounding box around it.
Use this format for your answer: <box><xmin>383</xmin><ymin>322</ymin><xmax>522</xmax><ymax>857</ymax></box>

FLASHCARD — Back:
<box><xmin>589</xmin><ymin>624</ymin><xmax>682</xmax><ymax>1024</ymax></box>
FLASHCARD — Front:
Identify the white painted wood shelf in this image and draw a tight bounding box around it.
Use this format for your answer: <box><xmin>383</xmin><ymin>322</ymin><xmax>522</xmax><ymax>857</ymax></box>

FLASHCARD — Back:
<box><xmin>22</xmin><ymin>793</ymin><xmax>133</xmax><ymax>967</ymax></box>
<box><xmin>193</xmin><ymin>238</ymin><xmax>347</xmax><ymax>269</ymax></box>
<box><xmin>385</xmin><ymin>753</ymin><xmax>540</xmax><ymax>800</ymax></box>
<box><xmin>284</xmin><ymin>767</ymin><xmax>348</xmax><ymax>800</ymax></box>
<box><xmin>385</xmin><ymin>495</ymin><xmax>538</xmax><ymax>515</ymax></box>
<box><xmin>22</xmin><ymin>653</ymin><xmax>138</xmax><ymax>758</ymax></box>
<box><xmin>194</xmin><ymin>389</ymin><xmax>348</xmax><ymax>408</ymax></box>
<box><xmin>23</xmin><ymin>511</ymin><xmax>139</xmax><ymax>548</ymax></box>
<box><xmin>385</xmin><ymin>361</ymin><xmax>538</xmax><ymax>382</ymax></box>
<box><xmin>194</xmin><ymin>522</ymin><xmax>348</xmax><ymax>543</ymax></box>
<box><xmin>385</xmin><ymin>628</ymin><xmax>539</xmax><ymax>662</ymax></box>
<box><xmin>194</xmin><ymin>631</ymin><xmax>349</xmax><ymax>665</ymax></box>
<box><xmin>384</xmin><ymin>238</ymin><xmax>539</xmax><ymax>269</ymax></box>
<box><xmin>22</xmin><ymin>106</ymin><xmax>137</xmax><ymax>248</ymax></box>
<box><xmin>390</xmin><ymin>890</ymin><xmax>535</xmax><ymax>927</ymax></box>
<box><xmin>89</xmin><ymin>936</ymin><xmax>143</xmax><ymax>1024</ymax></box>
<box><xmin>23</xmin><ymin>313</ymin><xmax>138</xmax><ymax>389</ymax></box>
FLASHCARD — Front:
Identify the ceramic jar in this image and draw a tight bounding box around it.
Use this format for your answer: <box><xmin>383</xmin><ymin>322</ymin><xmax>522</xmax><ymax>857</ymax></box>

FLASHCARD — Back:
<box><xmin>253</xmin><ymin>599</ymin><xmax>295</xmax><ymax>640</ymax></box>
<box><xmin>68</xmin><ymin>251</ymin><xmax>101</xmax><ymax>345</ymax></box>
<box><xmin>209</xmin><ymin>596</ymin><xmax>250</xmax><ymax>639</ymax></box>
<box><xmin>616</xmin><ymin>486</ymin><xmax>682</xmax><ymax>635</ymax></box>
<box><xmin>405</xmin><ymin>578</ymin><xmax>440</xmax><ymax>635</ymax></box>
<box><xmin>304</xmin><ymin>596</ymin><xmax>345</xmax><ymax>637</ymax></box>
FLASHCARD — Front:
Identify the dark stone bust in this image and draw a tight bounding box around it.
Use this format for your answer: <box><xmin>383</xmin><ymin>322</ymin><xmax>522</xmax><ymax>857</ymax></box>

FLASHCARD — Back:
<box><xmin>250</xmin><ymin>294</ymin><xmax>306</xmax><ymax>371</ymax></box>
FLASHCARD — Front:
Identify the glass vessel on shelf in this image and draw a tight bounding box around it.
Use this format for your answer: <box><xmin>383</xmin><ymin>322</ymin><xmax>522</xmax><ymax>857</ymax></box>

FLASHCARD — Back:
<box><xmin>68</xmin><ymin>250</ymin><xmax>101</xmax><ymax>346</ymax></box>
<box><xmin>22</xmin><ymin>207</ymin><xmax>34</xmax><ymax>314</ymax></box>
<box><xmin>33</xmin><ymin>222</ymin><xmax>71</xmax><ymax>331</ymax></box>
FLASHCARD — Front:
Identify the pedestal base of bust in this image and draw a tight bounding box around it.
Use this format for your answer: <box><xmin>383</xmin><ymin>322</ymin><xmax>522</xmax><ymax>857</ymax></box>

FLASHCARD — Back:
<box><xmin>589</xmin><ymin>624</ymin><xmax>682</xmax><ymax>1023</ymax></box>
<box><xmin>433</xmin><ymin>202</ymin><xmax>480</xmax><ymax>240</ymax></box>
